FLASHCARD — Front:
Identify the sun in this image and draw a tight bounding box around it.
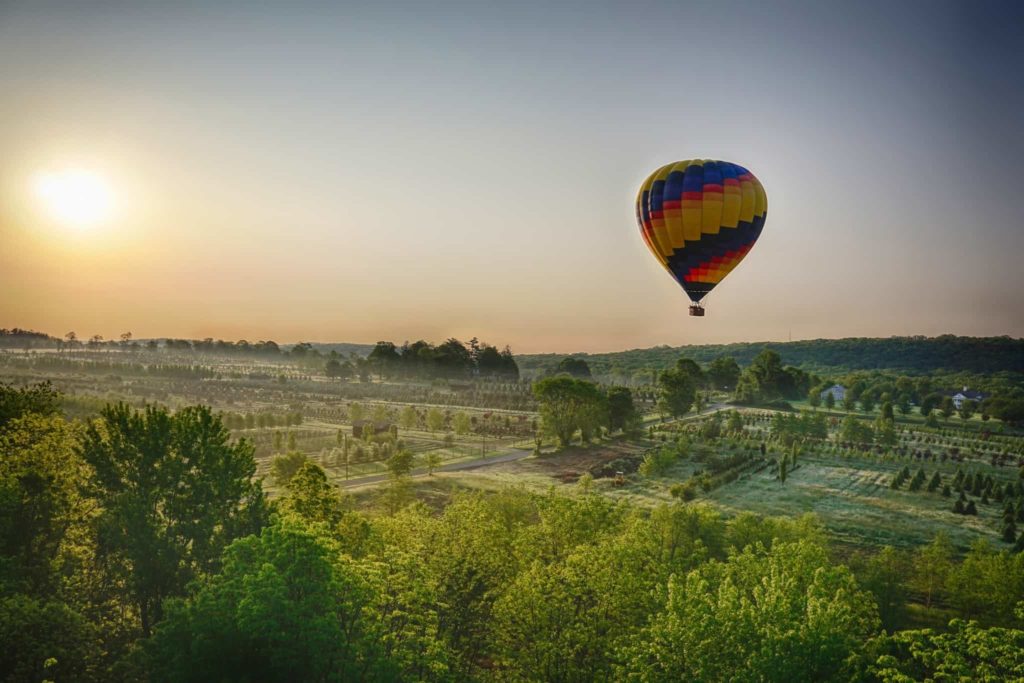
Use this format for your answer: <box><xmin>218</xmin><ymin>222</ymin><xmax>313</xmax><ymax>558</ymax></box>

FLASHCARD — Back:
<box><xmin>33</xmin><ymin>168</ymin><xmax>115</xmax><ymax>229</ymax></box>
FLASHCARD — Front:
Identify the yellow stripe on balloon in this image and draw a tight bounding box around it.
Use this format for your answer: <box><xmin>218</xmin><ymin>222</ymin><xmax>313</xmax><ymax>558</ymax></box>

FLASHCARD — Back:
<box><xmin>664</xmin><ymin>160</ymin><xmax>688</xmax><ymax>249</ymax></box>
<box><xmin>721</xmin><ymin>184</ymin><xmax>741</xmax><ymax>229</ymax></box>
<box><xmin>650</xmin><ymin>164</ymin><xmax>676</xmax><ymax>256</ymax></box>
<box><xmin>753</xmin><ymin>178</ymin><xmax>767</xmax><ymax>217</ymax></box>
<box><xmin>738</xmin><ymin>177</ymin><xmax>755</xmax><ymax>224</ymax></box>
<box><xmin>681</xmin><ymin>160</ymin><xmax>702</xmax><ymax>243</ymax></box>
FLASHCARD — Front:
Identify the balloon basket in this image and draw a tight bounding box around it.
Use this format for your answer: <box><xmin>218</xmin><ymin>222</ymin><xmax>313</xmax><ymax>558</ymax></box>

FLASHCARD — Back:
<box><xmin>689</xmin><ymin>304</ymin><xmax>705</xmax><ymax>317</ymax></box>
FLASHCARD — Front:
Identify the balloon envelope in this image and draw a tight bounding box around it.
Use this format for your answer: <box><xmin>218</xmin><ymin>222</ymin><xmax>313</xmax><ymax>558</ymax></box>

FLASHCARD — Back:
<box><xmin>636</xmin><ymin>159</ymin><xmax>766</xmax><ymax>304</ymax></box>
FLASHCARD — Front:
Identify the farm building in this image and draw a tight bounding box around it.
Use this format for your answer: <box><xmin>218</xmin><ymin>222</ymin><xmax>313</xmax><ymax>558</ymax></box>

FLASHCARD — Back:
<box><xmin>951</xmin><ymin>387</ymin><xmax>986</xmax><ymax>410</ymax></box>
<box><xmin>820</xmin><ymin>384</ymin><xmax>846</xmax><ymax>402</ymax></box>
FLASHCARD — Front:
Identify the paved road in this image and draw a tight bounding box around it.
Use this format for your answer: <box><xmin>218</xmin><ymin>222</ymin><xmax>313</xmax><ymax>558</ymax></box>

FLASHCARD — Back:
<box><xmin>340</xmin><ymin>447</ymin><xmax>534</xmax><ymax>488</ymax></box>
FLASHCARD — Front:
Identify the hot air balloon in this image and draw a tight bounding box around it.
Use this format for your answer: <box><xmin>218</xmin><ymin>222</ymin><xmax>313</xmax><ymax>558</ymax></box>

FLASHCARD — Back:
<box><xmin>636</xmin><ymin>159</ymin><xmax>766</xmax><ymax>316</ymax></box>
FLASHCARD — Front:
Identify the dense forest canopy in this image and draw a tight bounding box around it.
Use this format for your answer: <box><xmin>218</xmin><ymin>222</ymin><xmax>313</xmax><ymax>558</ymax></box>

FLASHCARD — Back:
<box><xmin>3</xmin><ymin>381</ymin><xmax>1024</xmax><ymax>681</ymax></box>
<box><xmin>519</xmin><ymin>335</ymin><xmax>1024</xmax><ymax>377</ymax></box>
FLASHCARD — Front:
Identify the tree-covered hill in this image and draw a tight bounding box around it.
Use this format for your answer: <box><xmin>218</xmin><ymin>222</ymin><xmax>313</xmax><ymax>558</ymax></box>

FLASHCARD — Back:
<box><xmin>518</xmin><ymin>335</ymin><xmax>1024</xmax><ymax>377</ymax></box>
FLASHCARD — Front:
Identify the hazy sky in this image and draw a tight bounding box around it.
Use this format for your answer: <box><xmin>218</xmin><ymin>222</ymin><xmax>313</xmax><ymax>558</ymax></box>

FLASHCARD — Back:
<box><xmin>2</xmin><ymin>1</ymin><xmax>1022</xmax><ymax>353</ymax></box>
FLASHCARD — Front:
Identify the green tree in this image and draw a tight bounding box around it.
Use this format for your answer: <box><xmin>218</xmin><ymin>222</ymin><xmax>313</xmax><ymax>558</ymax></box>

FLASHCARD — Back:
<box><xmin>911</xmin><ymin>533</ymin><xmax>954</xmax><ymax>609</ymax></box>
<box><xmin>424</xmin><ymin>451</ymin><xmax>443</xmax><ymax>475</ymax></box>
<box><xmin>706</xmin><ymin>356</ymin><xmax>741</xmax><ymax>391</ymax></box>
<box><xmin>606</xmin><ymin>386</ymin><xmax>640</xmax><ymax>434</ymax></box>
<box><xmin>621</xmin><ymin>540</ymin><xmax>879</xmax><ymax>681</ymax></box>
<box><xmin>856</xmin><ymin>546</ymin><xmax>910</xmax><ymax>631</ymax></box>
<box><xmin>824</xmin><ymin>391</ymin><xmax>836</xmax><ymax>411</ymax></box>
<box><xmin>348</xmin><ymin>402</ymin><xmax>365</xmax><ymax>423</ymax></box>
<box><xmin>425</xmin><ymin>407</ymin><xmax>445</xmax><ymax>433</ymax></box>
<box><xmin>808</xmin><ymin>387</ymin><xmax>822</xmax><ymax>409</ymax></box>
<box><xmin>958</xmin><ymin>398</ymin><xmax>977</xmax><ymax>421</ymax></box>
<box><xmin>272</xmin><ymin>451</ymin><xmax>309</xmax><ymax>486</ymax></box>
<box><xmin>657</xmin><ymin>362</ymin><xmax>697</xmax><ymax>418</ymax></box>
<box><xmin>453</xmin><ymin>412</ymin><xmax>471</xmax><ymax>435</ymax></box>
<box><xmin>533</xmin><ymin>376</ymin><xmax>607</xmax><ymax>448</ymax></box>
<box><xmin>279</xmin><ymin>462</ymin><xmax>349</xmax><ymax>533</ymax></box>
<box><xmin>939</xmin><ymin>396</ymin><xmax>955</xmax><ymax>420</ymax></box>
<box><xmin>872</xmin><ymin>619</ymin><xmax>1024</xmax><ymax>681</ymax></box>
<box><xmin>325</xmin><ymin>358</ymin><xmax>351</xmax><ymax>379</ymax></box>
<box><xmin>734</xmin><ymin>350</ymin><xmax>789</xmax><ymax>403</ymax></box>
<box><xmin>399</xmin><ymin>405</ymin><xmax>418</xmax><ymax>430</ymax></box>
<box><xmin>0</xmin><ymin>595</ymin><xmax>95</xmax><ymax>683</ymax></box>
<box><xmin>0</xmin><ymin>381</ymin><xmax>61</xmax><ymax>429</ymax></box>
<box><xmin>555</xmin><ymin>356</ymin><xmax>592</xmax><ymax>378</ymax></box>
<box><xmin>81</xmin><ymin>403</ymin><xmax>267</xmax><ymax>636</ymax></box>
<box><xmin>386</xmin><ymin>448</ymin><xmax>416</xmax><ymax>478</ymax></box>
<box><xmin>145</xmin><ymin>519</ymin><xmax>392</xmax><ymax>682</ymax></box>
<box><xmin>896</xmin><ymin>393</ymin><xmax>912</xmax><ymax>416</ymax></box>
<box><xmin>839</xmin><ymin>415</ymin><xmax>874</xmax><ymax>444</ymax></box>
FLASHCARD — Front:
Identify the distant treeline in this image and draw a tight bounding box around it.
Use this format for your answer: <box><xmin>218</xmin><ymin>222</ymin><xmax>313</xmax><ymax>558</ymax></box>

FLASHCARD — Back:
<box><xmin>519</xmin><ymin>335</ymin><xmax>1024</xmax><ymax>377</ymax></box>
<box><xmin>358</xmin><ymin>338</ymin><xmax>520</xmax><ymax>380</ymax></box>
<box><xmin>0</xmin><ymin>328</ymin><xmax>56</xmax><ymax>349</ymax></box>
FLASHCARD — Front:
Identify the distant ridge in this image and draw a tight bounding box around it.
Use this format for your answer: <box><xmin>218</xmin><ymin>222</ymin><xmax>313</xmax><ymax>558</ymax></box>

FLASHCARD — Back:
<box><xmin>517</xmin><ymin>335</ymin><xmax>1024</xmax><ymax>376</ymax></box>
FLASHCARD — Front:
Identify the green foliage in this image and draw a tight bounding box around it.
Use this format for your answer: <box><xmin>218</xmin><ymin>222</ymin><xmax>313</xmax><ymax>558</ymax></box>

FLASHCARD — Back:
<box><xmin>839</xmin><ymin>415</ymin><xmax>874</xmax><ymax>444</ymax></box>
<box><xmin>0</xmin><ymin>381</ymin><xmax>61</xmax><ymax>429</ymax></box>
<box><xmin>945</xmin><ymin>539</ymin><xmax>1024</xmax><ymax>624</ymax></box>
<box><xmin>657</xmin><ymin>358</ymin><xmax>698</xmax><ymax>417</ymax></box>
<box><xmin>0</xmin><ymin>415</ymin><xmax>86</xmax><ymax>595</ymax></box>
<box><xmin>872</xmin><ymin>619</ymin><xmax>1024</xmax><ymax>682</ymax></box>
<box><xmin>518</xmin><ymin>335</ymin><xmax>1024</xmax><ymax>377</ymax></box>
<box><xmin>707</xmin><ymin>356</ymin><xmax>741</xmax><ymax>390</ymax></box>
<box><xmin>385</xmin><ymin>448</ymin><xmax>416</xmax><ymax>478</ymax></box>
<box><xmin>270</xmin><ymin>450</ymin><xmax>308</xmax><ymax>486</ymax></box>
<box><xmin>145</xmin><ymin>518</ymin><xmax>405</xmax><ymax>682</ymax></box>
<box><xmin>854</xmin><ymin>546</ymin><xmax>910</xmax><ymax>631</ymax></box>
<box><xmin>639</xmin><ymin>442</ymin><xmax>686</xmax><ymax>477</ymax></box>
<box><xmin>399</xmin><ymin>405</ymin><xmax>417</xmax><ymax>430</ymax></box>
<box><xmin>452</xmin><ymin>411</ymin><xmax>471</xmax><ymax>435</ymax></box>
<box><xmin>80</xmin><ymin>403</ymin><xmax>267</xmax><ymax>635</ymax></box>
<box><xmin>911</xmin><ymin>533</ymin><xmax>953</xmax><ymax>609</ymax></box>
<box><xmin>425</xmin><ymin>407</ymin><xmax>445</xmax><ymax>432</ymax></box>
<box><xmin>533</xmin><ymin>376</ymin><xmax>608</xmax><ymax>447</ymax></box>
<box><xmin>606</xmin><ymin>386</ymin><xmax>641</xmax><ymax>434</ymax></box>
<box><xmin>0</xmin><ymin>594</ymin><xmax>95</xmax><ymax>683</ymax></box>
<box><xmin>959</xmin><ymin>398</ymin><xmax>977</xmax><ymax>421</ymax></box>
<box><xmin>621</xmin><ymin>540</ymin><xmax>879</xmax><ymax>681</ymax></box>
<box><xmin>733</xmin><ymin>349</ymin><xmax>813</xmax><ymax>403</ymax></box>
<box><xmin>554</xmin><ymin>356</ymin><xmax>591</xmax><ymax>378</ymax></box>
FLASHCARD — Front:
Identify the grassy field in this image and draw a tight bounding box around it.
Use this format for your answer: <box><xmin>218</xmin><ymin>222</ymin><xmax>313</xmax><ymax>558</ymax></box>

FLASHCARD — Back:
<box><xmin>360</xmin><ymin>408</ymin><xmax>1024</xmax><ymax>556</ymax></box>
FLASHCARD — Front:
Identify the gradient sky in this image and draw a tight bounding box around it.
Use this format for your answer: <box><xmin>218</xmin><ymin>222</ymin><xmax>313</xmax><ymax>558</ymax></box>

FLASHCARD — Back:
<box><xmin>2</xmin><ymin>1</ymin><xmax>1022</xmax><ymax>353</ymax></box>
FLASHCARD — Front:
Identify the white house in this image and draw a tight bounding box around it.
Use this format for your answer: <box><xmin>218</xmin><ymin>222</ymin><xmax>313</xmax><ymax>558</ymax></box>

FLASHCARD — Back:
<box><xmin>951</xmin><ymin>387</ymin><xmax>986</xmax><ymax>410</ymax></box>
<box><xmin>820</xmin><ymin>385</ymin><xmax>846</xmax><ymax>403</ymax></box>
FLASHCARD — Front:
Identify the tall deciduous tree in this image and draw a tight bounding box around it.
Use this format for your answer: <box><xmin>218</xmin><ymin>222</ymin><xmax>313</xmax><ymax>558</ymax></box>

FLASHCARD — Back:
<box><xmin>657</xmin><ymin>361</ymin><xmax>698</xmax><ymax>418</ymax></box>
<box><xmin>606</xmin><ymin>386</ymin><xmax>640</xmax><ymax>434</ymax></box>
<box><xmin>533</xmin><ymin>377</ymin><xmax>607</xmax><ymax>448</ymax></box>
<box><xmin>81</xmin><ymin>404</ymin><xmax>267</xmax><ymax>635</ymax></box>
<box><xmin>707</xmin><ymin>356</ymin><xmax>741</xmax><ymax>391</ymax></box>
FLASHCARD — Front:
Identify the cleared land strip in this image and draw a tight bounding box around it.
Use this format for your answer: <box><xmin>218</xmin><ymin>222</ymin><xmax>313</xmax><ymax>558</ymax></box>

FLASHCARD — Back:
<box><xmin>340</xmin><ymin>447</ymin><xmax>534</xmax><ymax>488</ymax></box>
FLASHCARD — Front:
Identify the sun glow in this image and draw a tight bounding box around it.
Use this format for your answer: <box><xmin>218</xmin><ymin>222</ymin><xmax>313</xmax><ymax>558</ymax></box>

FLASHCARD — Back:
<box><xmin>33</xmin><ymin>169</ymin><xmax>115</xmax><ymax>228</ymax></box>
